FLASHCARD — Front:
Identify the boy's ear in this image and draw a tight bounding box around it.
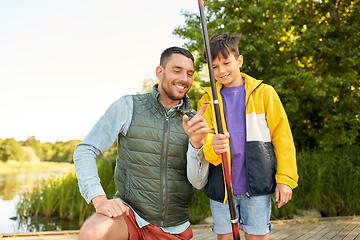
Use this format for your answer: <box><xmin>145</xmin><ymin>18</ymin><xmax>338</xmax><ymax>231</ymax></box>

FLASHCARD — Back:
<box><xmin>237</xmin><ymin>55</ymin><xmax>244</xmax><ymax>68</ymax></box>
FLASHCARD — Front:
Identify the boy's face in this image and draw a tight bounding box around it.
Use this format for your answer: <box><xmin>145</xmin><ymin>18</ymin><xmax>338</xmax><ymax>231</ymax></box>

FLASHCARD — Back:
<box><xmin>156</xmin><ymin>53</ymin><xmax>195</xmax><ymax>108</ymax></box>
<box><xmin>212</xmin><ymin>53</ymin><xmax>243</xmax><ymax>88</ymax></box>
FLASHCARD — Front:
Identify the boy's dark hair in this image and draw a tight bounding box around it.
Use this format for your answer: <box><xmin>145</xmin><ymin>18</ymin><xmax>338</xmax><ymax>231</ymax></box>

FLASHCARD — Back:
<box><xmin>160</xmin><ymin>47</ymin><xmax>194</xmax><ymax>68</ymax></box>
<box><xmin>204</xmin><ymin>33</ymin><xmax>241</xmax><ymax>61</ymax></box>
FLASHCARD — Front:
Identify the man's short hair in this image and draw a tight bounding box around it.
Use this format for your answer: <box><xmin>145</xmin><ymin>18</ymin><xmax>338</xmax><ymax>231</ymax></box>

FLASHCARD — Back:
<box><xmin>160</xmin><ymin>47</ymin><xmax>194</xmax><ymax>68</ymax></box>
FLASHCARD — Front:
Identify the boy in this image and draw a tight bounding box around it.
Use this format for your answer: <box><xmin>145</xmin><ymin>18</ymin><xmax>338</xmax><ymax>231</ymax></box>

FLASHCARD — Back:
<box><xmin>197</xmin><ymin>33</ymin><xmax>298</xmax><ymax>240</ymax></box>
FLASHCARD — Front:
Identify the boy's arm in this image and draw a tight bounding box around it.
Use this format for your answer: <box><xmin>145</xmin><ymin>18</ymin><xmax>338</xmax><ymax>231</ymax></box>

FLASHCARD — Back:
<box><xmin>264</xmin><ymin>86</ymin><xmax>299</xmax><ymax>189</ymax></box>
<box><xmin>275</xmin><ymin>183</ymin><xmax>292</xmax><ymax>208</ymax></box>
<box><xmin>197</xmin><ymin>96</ymin><xmax>223</xmax><ymax>166</ymax></box>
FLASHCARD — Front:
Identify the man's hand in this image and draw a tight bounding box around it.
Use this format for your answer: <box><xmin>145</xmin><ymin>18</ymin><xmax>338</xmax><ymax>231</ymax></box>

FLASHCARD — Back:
<box><xmin>212</xmin><ymin>132</ymin><xmax>230</xmax><ymax>155</ymax></box>
<box><xmin>92</xmin><ymin>195</ymin><xmax>130</xmax><ymax>218</ymax></box>
<box><xmin>275</xmin><ymin>183</ymin><xmax>292</xmax><ymax>208</ymax></box>
<box><xmin>183</xmin><ymin>104</ymin><xmax>209</xmax><ymax>149</ymax></box>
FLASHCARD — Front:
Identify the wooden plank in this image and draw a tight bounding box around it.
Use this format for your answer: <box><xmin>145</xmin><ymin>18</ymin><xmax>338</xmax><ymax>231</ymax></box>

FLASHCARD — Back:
<box><xmin>310</xmin><ymin>222</ymin><xmax>336</xmax><ymax>239</ymax></box>
<box><xmin>332</xmin><ymin>222</ymin><xmax>359</xmax><ymax>240</ymax></box>
<box><xmin>296</xmin><ymin>222</ymin><xmax>331</xmax><ymax>240</ymax></box>
<box><xmin>274</xmin><ymin>222</ymin><xmax>318</xmax><ymax>240</ymax></box>
<box><xmin>269</xmin><ymin>222</ymin><xmax>312</xmax><ymax>239</ymax></box>
<box><xmin>319</xmin><ymin>219</ymin><xmax>349</xmax><ymax>239</ymax></box>
<box><xmin>342</xmin><ymin>222</ymin><xmax>360</xmax><ymax>240</ymax></box>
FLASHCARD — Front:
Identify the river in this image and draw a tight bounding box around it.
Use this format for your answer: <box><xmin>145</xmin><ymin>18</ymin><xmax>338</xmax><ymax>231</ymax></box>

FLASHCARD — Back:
<box><xmin>0</xmin><ymin>168</ymin><xmax>78</xmax><ymax>234</ymax></box>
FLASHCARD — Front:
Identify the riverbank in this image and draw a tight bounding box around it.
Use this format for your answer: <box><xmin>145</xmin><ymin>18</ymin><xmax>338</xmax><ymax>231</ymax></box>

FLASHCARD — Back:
<box><xmin>0</xmin><ymin>161</ymin><xmax>75</xmax><ymax>174</ymax></box>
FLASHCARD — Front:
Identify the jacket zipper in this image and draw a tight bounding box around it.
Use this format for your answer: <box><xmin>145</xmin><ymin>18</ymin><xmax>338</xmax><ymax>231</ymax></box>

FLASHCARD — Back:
<box><xmin>161</xmin><ymin>115</ymin><xmax>170</xmax><ymax>227</ymax></box>
<box><xmin>245</xmin><ymin>81</ymin><xmax>263</xmax><ymax>199</ymax></box>
<box><xmin>159</xmin><ymin>109</ymin><xmax>191</xmax><ymax>226</ymax></box>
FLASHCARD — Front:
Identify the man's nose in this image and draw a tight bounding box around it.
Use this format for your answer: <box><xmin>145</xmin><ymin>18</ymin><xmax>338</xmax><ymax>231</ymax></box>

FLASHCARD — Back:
<box><xmin>180</xmin><ymin>71</ymin><xmax>188</xmax><ymax>81</ymax></box>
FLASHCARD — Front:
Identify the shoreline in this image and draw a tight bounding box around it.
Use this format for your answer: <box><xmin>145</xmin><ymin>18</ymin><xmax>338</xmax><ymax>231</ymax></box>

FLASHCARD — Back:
<box><xmin>0</xmin><ymin>161</ymin><xmax>75</xmax><ymax>174</ymax></box>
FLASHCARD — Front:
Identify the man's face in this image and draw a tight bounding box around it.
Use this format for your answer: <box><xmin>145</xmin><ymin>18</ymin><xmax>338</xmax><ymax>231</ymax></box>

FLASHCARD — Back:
<box><xmin>156</xmin><ymin>53</ymin><xmax>194</xmax><ymax>107</ymax></box>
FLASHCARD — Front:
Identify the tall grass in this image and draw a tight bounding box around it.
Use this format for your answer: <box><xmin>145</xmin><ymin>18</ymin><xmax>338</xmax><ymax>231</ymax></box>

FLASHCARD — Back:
<box><xmin>271</xmin><ymin>145</ymin><xmax>360</xmax><ymax>219</ymax></box>
<box><xmin>16</xmin><ymin>155</ymin><xmax>117</xmax><ymax>227</ymax></box>
<box><xmin>16</xmin><ymin>145</ymin><xmax>360</xmax><ymax>228</ymax></box>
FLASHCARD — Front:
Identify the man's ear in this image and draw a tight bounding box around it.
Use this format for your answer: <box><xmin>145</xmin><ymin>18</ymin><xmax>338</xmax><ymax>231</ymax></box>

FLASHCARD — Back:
<box><xmin>156</xmin><ymin>66</ymin><xmax>163</xmax><ymax>82</ymax></box>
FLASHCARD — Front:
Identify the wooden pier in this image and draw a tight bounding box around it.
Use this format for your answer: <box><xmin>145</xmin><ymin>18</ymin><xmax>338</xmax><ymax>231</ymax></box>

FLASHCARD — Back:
<box><xmin>1</xmin><ymin>216</ymin><xmax>359</xmax><ymax>239</ymax></box>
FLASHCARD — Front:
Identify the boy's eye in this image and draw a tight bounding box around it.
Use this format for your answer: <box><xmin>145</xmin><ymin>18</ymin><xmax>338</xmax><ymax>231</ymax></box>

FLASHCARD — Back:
<box><xmin>213</xmin><ymin>66</ymin><xmax>218</xmax><ymax>69</ymax></box>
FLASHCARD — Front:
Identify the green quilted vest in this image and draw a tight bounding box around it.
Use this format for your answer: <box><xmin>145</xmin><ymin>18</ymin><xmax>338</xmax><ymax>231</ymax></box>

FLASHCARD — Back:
<box><xmin>114</xmin><ymin>85</ymin><xmax>196</xmax><ymax>227</ymax></box>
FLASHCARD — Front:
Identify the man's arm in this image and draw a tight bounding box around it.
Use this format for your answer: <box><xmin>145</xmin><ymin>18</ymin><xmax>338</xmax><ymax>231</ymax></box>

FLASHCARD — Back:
<box><xmin>73</xmin><ymin>95</ymin><xmax>133</xmax><ymax>216</ymax></box>
<box><xmin>186</xmin><ymin>143</ymin><xmax>209</xmax><ymax>189</ymax></box>
<box><xmin>183</xmin><ymin>104</ymin><xmax>209</xmax><ymax>189</ymax></box>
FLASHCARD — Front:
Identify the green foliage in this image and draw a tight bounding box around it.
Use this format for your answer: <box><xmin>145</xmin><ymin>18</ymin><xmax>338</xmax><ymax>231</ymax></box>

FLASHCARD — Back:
<box><xmin>137</xmin><ymin>78</ymin><xmax>159</xmax><ymax>94</ymax></box>
<box><xmin>50</xmin><ymin>140</ymin><xmax>81</xmax><ymax>162</ymax></box>
<box><xmin>21</xmin><ymin>136</ymin><xmax>81</xmax><ymax>163</ymax></box>
<box><xmin>271</xmin><ymin>145</ymin><xmax>360</xmax><ymax>219</ymax></box>
<box><xmin>0</xmin><ymin>138</ymin><xmax>26</xmax><ymax>162</ymax></box>
<box><xmin>174</xmin><ymin>0</ymin><xmax>360</xmax><ymax>150</ymax></box>
<box><xmin>23</xmin><ymin>136</ymin><xmax>55</xmax><ymax>161</ymax></box>
<box><xmin>189</xmin><ymin>188</ymin><xmax>211</xmax><ymax>224</ymax></box>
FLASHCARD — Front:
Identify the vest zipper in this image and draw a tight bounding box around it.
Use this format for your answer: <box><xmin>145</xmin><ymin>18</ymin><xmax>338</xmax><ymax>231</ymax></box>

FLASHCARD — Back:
<box><xmin>161</xmin><ymin>115</ymin><xmax>169</xmax><ymax>226</ymax></box>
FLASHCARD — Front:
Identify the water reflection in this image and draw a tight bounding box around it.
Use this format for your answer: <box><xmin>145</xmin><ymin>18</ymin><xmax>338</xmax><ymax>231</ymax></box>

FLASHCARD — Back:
<box><xmin>14</xmin><ymin>216</ymin><xmax>79</xmax><ymax>233</ymax></box>
<box><xmin>0</xmin><ymin>170</ymin><xmax>78</xmax><ymax>234</ymax></box>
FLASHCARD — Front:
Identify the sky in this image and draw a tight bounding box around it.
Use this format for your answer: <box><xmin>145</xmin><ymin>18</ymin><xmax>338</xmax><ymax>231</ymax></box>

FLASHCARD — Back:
<box><xmin>0</xmin><ymin>0</ymin><xmax>201</xmax><ymax>143</ymax></box>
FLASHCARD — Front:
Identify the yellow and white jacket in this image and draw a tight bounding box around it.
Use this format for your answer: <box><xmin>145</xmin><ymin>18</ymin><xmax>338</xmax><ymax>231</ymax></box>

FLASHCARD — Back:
<box><xmin>198</xmin><ymin>73</ymin><xmax>298</xmax><ymax>203</ymax></box>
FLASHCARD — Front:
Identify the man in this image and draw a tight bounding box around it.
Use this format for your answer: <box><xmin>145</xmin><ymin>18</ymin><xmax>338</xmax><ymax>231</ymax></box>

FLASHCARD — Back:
<box><xmin>73</xmin><ymin>46</ymin><xmax>209</xmax><ymax>240</ymax></box>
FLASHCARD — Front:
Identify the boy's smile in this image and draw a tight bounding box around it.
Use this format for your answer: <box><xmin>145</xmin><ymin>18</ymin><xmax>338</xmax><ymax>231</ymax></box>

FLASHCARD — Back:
<box><xmin>212</xmin><ymin>53</ymin><xmax>244</xmax><ymax>88</ymax></box>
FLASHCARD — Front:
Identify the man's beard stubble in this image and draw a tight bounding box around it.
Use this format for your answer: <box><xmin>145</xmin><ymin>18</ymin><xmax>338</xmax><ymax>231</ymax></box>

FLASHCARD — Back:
<box><xmin>161</xmin><ymin>73</ymin><xmax>189</xmax><ymax>101</ymax></box>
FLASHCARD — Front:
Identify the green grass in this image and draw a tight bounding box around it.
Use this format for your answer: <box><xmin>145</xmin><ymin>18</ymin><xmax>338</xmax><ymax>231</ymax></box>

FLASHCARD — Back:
<box><xmin>271</xmin><ymin>145</ymin><xmax>360</xmax><ymax>219</ymax></box>
<box><xmin>16</xmin><ymin>145</ymin><xmax>360</xmax><ymax>228</ymax></box>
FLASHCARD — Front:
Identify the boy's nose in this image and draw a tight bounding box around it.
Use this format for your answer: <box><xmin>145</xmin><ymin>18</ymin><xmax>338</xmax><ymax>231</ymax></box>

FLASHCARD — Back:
<box><xmin>218</xmin><ymin>65</ymin><xmax>225</xmax><ymax>74</ymax></box>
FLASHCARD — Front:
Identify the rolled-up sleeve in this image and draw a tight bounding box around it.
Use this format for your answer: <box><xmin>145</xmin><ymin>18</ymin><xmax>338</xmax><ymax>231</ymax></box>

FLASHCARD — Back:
<box><xmin>187</xmin><ymin>142</ymin><xmax>209</xmax><ymax>189</ymax></box>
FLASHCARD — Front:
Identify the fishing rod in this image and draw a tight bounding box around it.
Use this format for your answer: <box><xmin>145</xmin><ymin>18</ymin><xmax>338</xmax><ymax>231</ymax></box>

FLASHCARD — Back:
<box><xmin>197</xmin><ymin>0</ymin><xmax>240</xmax><ymax>239</ymax></box>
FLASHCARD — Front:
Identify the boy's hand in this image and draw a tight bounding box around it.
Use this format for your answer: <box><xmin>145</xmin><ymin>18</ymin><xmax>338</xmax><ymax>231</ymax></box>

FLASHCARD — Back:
<box><xmin>212</xmin><ymin>132</ymin><xmax>230</xmax><ymax>155</ymax></box>
<box><xmin>275</xmin><ymin>183</ymin><xmax>292</xmax><ymax>208</ymax></box>
<box><xmin>92</xmin><ymin>195</ymin><xmax>130</xmax><ymax>218</ymax></box>
<box><xmin>183</xmin><ymin>104</ymin><xmax>209</xmax><ymax>149</ymax></box>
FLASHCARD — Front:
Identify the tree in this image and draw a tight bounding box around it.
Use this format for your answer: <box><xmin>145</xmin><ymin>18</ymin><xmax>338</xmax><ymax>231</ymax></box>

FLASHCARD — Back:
<box><xmin>0</xmin><ymin>138</ymin><xmax>26</xmax><ymax>162</ymax></box>
<box><xmin>23</xmin><ymin>136</ymin><xmax>55</xmax><ymax>161</ymax></box>
<box><xmin>50</xmin><ymin>140</ymin><xmax>81</xmax><ymax>162</ymax></box>
<box><xmin>138</xmin><ymin>78</ymin><xmax>159</xmax><ymax>94</ymax></box>
<box><xmin>174</xmin><ymin>0</ymin><xmax>360</xmax><ymax>150</ymax></box>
